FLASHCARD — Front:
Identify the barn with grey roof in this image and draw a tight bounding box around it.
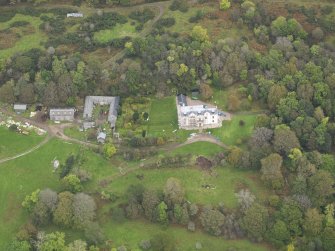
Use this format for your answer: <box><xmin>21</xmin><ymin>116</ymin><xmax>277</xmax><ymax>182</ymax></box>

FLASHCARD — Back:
<box><xmin>50</xmin><ymin>108</ymin><xmax>75</xmax><ymax>121</ymax></box>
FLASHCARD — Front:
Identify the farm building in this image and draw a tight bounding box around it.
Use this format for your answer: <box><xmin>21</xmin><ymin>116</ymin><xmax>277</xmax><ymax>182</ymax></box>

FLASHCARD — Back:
<box><xmin>14</xmin><ymin>104</ymin><xmax>27</xmax><ymax>114</ymax></box>
<box><xmin>50</xmin><ymin>108</ymin><xmax>75</xmax><ymax>121</ymax></box>
<box><xmin>67</xmin><ymin>13</ymin><xmax>84</xmax><ymax>18</ymax></box>
<box><xmin>176</xmin><ymin>94</ymin><xmax>230</xmax><ymax>130</ymax></box>
<box><xmin>83</xmin><ymin>96</ymin><xmax>120</xmax><ymax>129</ymax></box>
<box><xmin>97</xmin><ymin>132</ymin><xmax>107</xmax><ymax>144</ymax></box>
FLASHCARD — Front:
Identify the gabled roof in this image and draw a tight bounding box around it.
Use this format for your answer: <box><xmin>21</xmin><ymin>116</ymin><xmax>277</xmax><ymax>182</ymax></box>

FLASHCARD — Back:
<box><xmin>50</xmin><ymin>108</ymin><xmax>75</xmax><ymax>115</ymax></box>
<box><xmin>97</xmin><ymin>132</ymin><xmax>106</xmax><ymax>140</ymax></box>
<box><xmin>177</xmin><ymin>94</ymin><xmax>187</xmax><ymax>106</ymax></box>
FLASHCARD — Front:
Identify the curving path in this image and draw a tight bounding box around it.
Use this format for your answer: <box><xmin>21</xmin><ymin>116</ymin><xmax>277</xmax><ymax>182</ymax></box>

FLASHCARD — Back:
<box><xmin>0</xmin><ymin>108</ymin><xmax>98</xmax><ymax>164</ymax></box>
<box><xmin>178</xmin><ymin>133</ymin><xmax>228</xmax><ymax>149</ymax></box>
<box><xmin>0</xmin><ymin>134</ymin><xmax>51</xmax><ymax>164</ymax></box>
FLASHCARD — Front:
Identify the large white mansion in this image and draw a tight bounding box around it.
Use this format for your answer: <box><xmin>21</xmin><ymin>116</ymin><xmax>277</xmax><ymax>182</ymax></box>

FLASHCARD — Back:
<box><xmin>177</xmin><ymin>94</ymin><xmax>230</xmax><ymax>130</ymax></box>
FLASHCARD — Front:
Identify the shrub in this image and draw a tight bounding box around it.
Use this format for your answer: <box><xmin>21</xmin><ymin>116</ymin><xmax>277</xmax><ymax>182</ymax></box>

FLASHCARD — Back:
<box><xmin>155</xmin><ymin>18</ymin><xmax>176</xmax><ymax>29</ymax></box>
<box><xmin>169</xmin><ymin>0</ymin><xmax>188</xmax><ymax>12</ymax></box>
<box><xmin>9</xmin><ymin>21</ymin><xmax>30</xmax><ymax>28</ymax></box>
<box><xmin>128</xmin><ymin>8</ymin><xmax>155</xmax><ymax>24</ymax></box>
<box><xmin>189</xmin><ymin>10</ymin><xmax>205</xmax><ymax>23</ymax></box>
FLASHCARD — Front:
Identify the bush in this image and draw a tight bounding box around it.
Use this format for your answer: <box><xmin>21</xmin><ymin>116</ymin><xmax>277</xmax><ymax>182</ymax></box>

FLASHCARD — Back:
<box><xmin>9</xmin><ymin>124</ymin><xmax>18</xmax><ymax>131</ymax></box>
<box><xmin>9</xmin><ymin>21</ymin><xmax>30</xmax><ymax>28</ymax></box>
<box><xmin>0</xmin><ymin>11</ymin><xmax>15</xmax><ymax>22</ymax></box>
<box><xmin>85</xmin><ymin>12</ymin><xmax>127</xmax><ymax>31</ymax></box>
<box><xmin>112</xmin><ymin>207</ymin><xmax>126</xmax><ymax>223</ymax></box>
<box><xmin>189</xmin><ymin>10</ymin><xmax>205</xmax><ymax>23</ymax></box>
<box><xmin>155</xmin><ymin>18</ymin><xmax>176</xmax><ymax>29</ymax></box>
<box><xmin>129</xmin><ymin>8</ymin><xmax>155</xmax><ymax>24</ymax></box>
<box><xmin>169</xmin><ymin>0</ymin><xmax>188</xmax><ymax>12</ymax></box>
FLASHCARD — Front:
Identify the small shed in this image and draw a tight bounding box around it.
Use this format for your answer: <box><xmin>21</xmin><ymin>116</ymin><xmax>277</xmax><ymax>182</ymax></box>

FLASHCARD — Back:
<box><xmin>97</xmin><ymin>132</ymin><xmax>107</xmax><ymax>144</ymax></box>
<box><xmin>83</xmin><ymin>121</ymin><xmax>95</xmax><ymax>130</ymax></box>
<box><xmin>14</xmin><ymin>104</ymin><xmax>27</xmax><ymax>114</ymax></box>
<box><xmin>67</xmin><ymin>13</ymin><xmax>84</xmax><ymax>18</ymax></box>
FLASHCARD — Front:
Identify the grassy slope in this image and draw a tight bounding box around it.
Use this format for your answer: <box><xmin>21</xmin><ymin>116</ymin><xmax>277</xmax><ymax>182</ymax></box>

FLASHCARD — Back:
<box><xmin>0</xmin><ymin>127</ymin><xmax>45</xmax><ymax>158</ymax></box>
<box><xmin>0</xmin><ymin>138</ymin><xmax>115</xmax><ymax>248</ymax></box>
<box><xmin>102</xmin><ymin>220</ymin><xmax>269</xmax><ymax>251</ymax></box>
<box><xmin>0</xmin><ymin>14</ymin><xmax>47</xmax><ymax>66</ymax></box>
<box><xmin>104</xmin><ymin>166</ymin><xmax>267</xmax><ymax>208</ymax></box>
<box><xmin>169</xmin><ymin>141</ymin><xmax>224</xmax><ymax>156</ymax></box>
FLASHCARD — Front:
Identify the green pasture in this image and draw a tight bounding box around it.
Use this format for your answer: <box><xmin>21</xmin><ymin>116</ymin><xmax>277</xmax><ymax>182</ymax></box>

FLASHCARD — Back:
<box><xmin>0</xmin><ymin>126</ymin><xmax>45</xmax><ymax>159</ymax></box>
<box><xmin>102</xmin><ymin>220</ymin><xmax>270</xmax><ymax>251</ymax></box>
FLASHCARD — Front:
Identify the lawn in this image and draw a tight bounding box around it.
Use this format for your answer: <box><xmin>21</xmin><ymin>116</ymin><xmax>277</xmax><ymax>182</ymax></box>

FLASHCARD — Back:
<box><xmin>104</xmin><ymin>166</ymin><xmax>268</xmax><ymax>208</ymax></box>
<box><xmin>63</xmin><ymin>126</ymin><xmax>86</xmax><ymax>141</ymax></box>
<box><xmin>0</xmin><ymin>14</ymin><xmax>47</xmax><ymax>67</ymax></box>
<box><xmin>210</xmin><ymin>114</ymin><xmax>257</xmax><ymax>146</ymax></box>
<box><xmin>102</xmin><ymin>220</ymin><xmax>270</xmax><ymax>251</ymax></box>
<box><xmin>93</xmin><ymin>22</ymin><xmax>138</xmax><ymax>43</ymax></box>
<box><xmin>0</xmin><ymin>127</ymin><xmax>45</xmax><ymax>159</ymax></box>
<box><xmin>169</xmin><ymin>141</ymin><xmax>225</xmax><ymax>156</ymax></box>
<box><xmin>0</xmin><ymin>138</ymin><xmax>116</xmax><ymax>248</ymax></box>
<box><xmin>147</xmin><ymin>96</ymin><xmax>178</xmax><ymax>137</ymax></box>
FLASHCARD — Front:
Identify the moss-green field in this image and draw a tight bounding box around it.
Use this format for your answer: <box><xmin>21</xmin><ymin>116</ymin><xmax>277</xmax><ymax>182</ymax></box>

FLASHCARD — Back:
<box><xmin>0</xmin><ymin>14</ymin><xmax>47</xmax><ymax>67</ymax></box>
<box><xmin>94</xmin><ymin>22</ymin><xmax>138</xmax><ymax>43</ymax></box>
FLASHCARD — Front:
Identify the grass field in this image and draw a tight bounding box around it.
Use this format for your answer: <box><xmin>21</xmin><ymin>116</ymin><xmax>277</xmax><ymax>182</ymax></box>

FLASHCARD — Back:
<box><xmin>0</xmin><ymin>14</ymin><xmax>47</xmax><ymax>67</ymax></box>
<box><xmin>93</xmin><ymin>22</ymin><xmax>138</xmax><ymax>43</ymax></box>
<box><xmin>103</xmin><ymin>165</ymin><xmax>268</xmax><ymax>208</ymax></box>
<box><xmin>102</xmin><ymin>220</ymin><xmax>270</xmax><ymax>251</ymax></box>
<box><xmin>0</xmin><ymin>127</ymin><xmax>45</xmax><ymax>159</ymax></box>
<box><xmin>0</xmin><ymin>125</ymin><xmax>268</xmax><ymax>249</ymax></box>
<box><xmin>210</xmin><ymin>114</ymin><xmax>257</xmax><ymax>146</ymax></box>
<box><xmin>0</xmin><ymin>138</ymin><xmax>117</xmax><ymax>248</ymax></box>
